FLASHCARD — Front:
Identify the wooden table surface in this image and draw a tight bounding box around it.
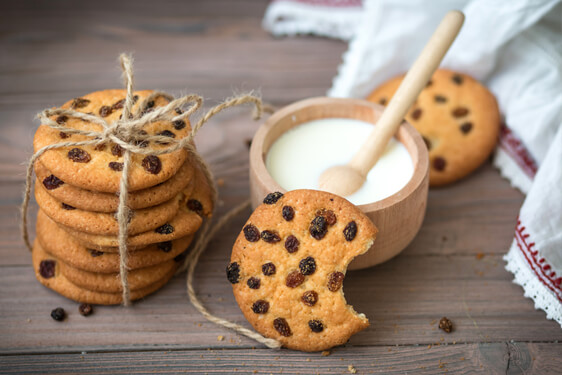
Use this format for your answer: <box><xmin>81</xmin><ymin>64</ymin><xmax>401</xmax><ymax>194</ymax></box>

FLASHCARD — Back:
<box><xmin>1</xmin><ymin>1</ymin><xmax>561</xmax><ymax>374</ymax></box>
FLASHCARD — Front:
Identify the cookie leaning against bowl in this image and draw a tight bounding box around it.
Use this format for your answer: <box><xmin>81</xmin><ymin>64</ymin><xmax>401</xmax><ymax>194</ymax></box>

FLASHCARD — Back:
<box><xmin>367</xmin><ymin>69</ymin><xmax>500</xmax><ymax>186</ymax></box>
<box><xmin>227</xmin><ymin>190</ymin><xmax>378</xmax><ymax>352</ymax></box>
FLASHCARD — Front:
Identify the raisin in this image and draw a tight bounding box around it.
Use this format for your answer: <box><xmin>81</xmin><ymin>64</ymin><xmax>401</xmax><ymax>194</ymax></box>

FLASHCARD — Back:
<box><xmin>301</xmin><ymin>291</ymin><xmax>318</xmax><ymax>306</ymax></box>
<box><xmin>316</xmin><ymin>209</ymin><xmax>337</xmax><ymax>226</ymax></box>
<box><xmin>89</xmin><ymin>249</ymin><xmax>103</xmax><ymax>257</ymax></box>
<box><xmin>261</xmin><ymin>230</ymin><xmax>281</xmax><ymax>243</ymax></box>
<box><xmin>158</xmin><ymin>130</ymin><xmax>176</xmax><ymax>138</ymax></box>
<box><xmin>133</xmin><ymin>95</ymin><xmax>139</xmax><ymax>103</ymax></box>
<box><xmin>433</xmin><ymin>156</ymin><xmax>446</xmax><ymax>171</ymax></box>
<box><xmin>155</xmin><ymin>223</ymin><xmax>174</xmax><ymax>235</ymax></box>
<box><xmin>157</xmin><ymin>241</ymin><xmax>172</xmax><ymax>253</ymax></box>
<box><xmin>452</xmin><ymin>75</ymin><xmax>463</xmax><ymax>85</ymax></box>
<box><xmin>243</xmin><ymin>224</ymin><xmax>260</xmax><ymax>242</ymax></box>
<box><xmin>94</xmin><ymin>142</ymin><xmax>107</xmax><ymax>151</ymax></box>
<box><xmin>43</xmin><ymin>175</ymin><xmax>64</xmax><ymax>190</ymax></box>
<box><xmin>108</xmin><ymin>162</ymin><xmax>124</xmax><ymax>171</ymax></box>
<box><xmin>282</xmin><ymin>205</ymin><xmax>295</xmax><ymax>221</ymax></box>
<box><xmin>422</xmin><ymin>136</ymin><xmax>432</xmax><ymax>150</ymax></box>
<box><xmin>61</xmin><ymin>203</ymin><xmax>75</xmax><ymax>210</ymax></box>
<box><xmin>327</xmin><ymin>271</ymin><xmax>345</xmax><ymax>292</ymax></box>
<box><xmin>187</xmin><ymin>199</ymin><xmax>203</xmax><ymax>214</ymax></box>
<box><xmin>56</xmin><ymin>115</ymin><xmax>68</xmax><ymax>124</ymax></box>
<box><xmin>134</xmin><ymin>130</ymin><xmax>149</xmax><ymax>148</ymax></box>
<box><xmin>343</xmin><ymin>221</ymin><xmax>357</xmax><ymax>241</ymax></box>
<box><xmin>452</xmin><ymin>107</ymin><xmax>469</xmax><ymax>118</ymax></box>
<box><xmin>111</xmin><ymin>144</ymin><xmax>124</xmax><ymax>157</ymax></box>
<box><xmin>308</xmin><ymin>319</ymin><xmax>324</xmax><ymax>333</ymax></box>
<box><xmin>286</xmin><ymin>271</ymin><xmax>305</xmax><ymax>288</ymax></box>
<box><xmin>99</xmin><ymin>105</ymin><xmax>112</xmax><ymax>117</ymax></box>
<box><xmin>435</xmin><ymin>95</ymin><xmax>447</xmax><ymax>103</ymax></box>
<box><xmin>263</xmin><ymin>192</ymin><xmax>283</xmax><ymax>204</ymax></box>
<box><xmin>299</xmin><ymin>257</ymin><xmax>316</xmax><ymax>276</ymax></box>
<box><xmin>460</xmin><ymin>122</ymin><xmax>473</xmax><ymax>134</ymax></box>
<box><xmin>112</xmin><ymin>98</ymin><xmax>125</xmax><ymax>110</ymax></box>
<box><xmin>379</xmin><ymin>97</ymin><xmax>387</xmax><ymax>106</ymax></box>
<box><xmin>310</xmin><ymin>216</ymin><xmax>328</xmax><ymax>240</ymax></box>
<box><xmin>426</xmin><ymin>80</ymin><xmax>433</xmax><ymax>88</ymax></box>
<box><xmin>39</xmin><ymin>260</ymin><xmax>56</xmax><ymax>278</ymax></box>
<box><xmin>262</xmin><ymin>262</ymin><xmax>276</xmax><ymax>276</ymax></box>
<box><xmin>411</xmin><ymin>108</ymin><xmax>422</xmax><ymax>120</ymax></box>
<box><xmin>59</xmin><ymin>132</ymin><xmax>69</xmax><ymax>139</ymax></box>
<box><xmin>273</xmin><ymin>318</ymin><xmax>292</xmax><ymax>337</ymax></box>
<box><xmin>71</xmin><ymin>98</ymin><xmax>91</xmax><ymax>109</ymax></box>
<box><xmin>142</xmin><ymin>155</ymin><xmax>162</xmax><ymax>174</ymax></box>
<box><xmin>51</xmin><ymin>307</ymin><xmax>66</xmax><ymax>321</ymax></box>
<box><xmin>175</xmin><ymin>108</ymin><xmax>183</xmax><ymax>115</ymax></box>
<box><xmin>146</xmin><ymin>100</ymin><xmax>155</xmax><ymax>108</ymax></box>
<box><xmin>439</xmin><ymin>316</ymin><xmax>453</xmax><ymax>333</ymax></box>
<box><xmin>251</xmin><ymin>300</ymin><xmax>269</xmax><ymax>314</ymax></box>
<box><xmin>173</xmin><ymin>119</ymin><xmax>186</xmax><ymax>130</ymax></box>
<box><xmin>67</xmin><ymin>148</ymin><xmax>91</xmax><ymax>163</ymax></box>
<box><xmin>78</xmin><ymin>303</ymin><xmax>93</xmax><ymax>317</ymax></box>
<box><xmin>284</xmin><ymin>235</ymin><xmax>300</xmax><ymax>253</ymax></box>
<box><xmin>247</xmin><ymin>277</ymin><xmax>261</xmax><ymax>289</ymax></box>
<box><xmin>226</xmin><ymin>262</ymin><xmax>240</xmax><ymax>284</ymax></box>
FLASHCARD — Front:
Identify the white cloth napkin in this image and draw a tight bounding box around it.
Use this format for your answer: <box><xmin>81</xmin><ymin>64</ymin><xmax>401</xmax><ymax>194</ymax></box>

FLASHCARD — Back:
<box><xmin>264</xmin><ymin>0</ymin><xmax>562</xmax><ymax>326</ymax></box>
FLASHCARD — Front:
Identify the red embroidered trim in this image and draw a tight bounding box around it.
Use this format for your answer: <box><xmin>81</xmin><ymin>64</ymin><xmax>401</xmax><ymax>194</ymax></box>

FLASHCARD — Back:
<box><xmin>515</xmin><ymin>218</ymin><xmax>562</xmax><ymax>302</ymax></box>
<box><xmin>499</xmin><ymin>124</ymin><xmax>538</xmax><ymax>179</ymax></box>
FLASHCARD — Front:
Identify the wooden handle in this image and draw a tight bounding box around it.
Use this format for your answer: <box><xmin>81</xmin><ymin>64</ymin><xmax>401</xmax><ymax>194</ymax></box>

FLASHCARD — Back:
<box><xmin>350</xmin><ymin>10</ymin><xmax>465</xmax><ymax>176</ymax></box>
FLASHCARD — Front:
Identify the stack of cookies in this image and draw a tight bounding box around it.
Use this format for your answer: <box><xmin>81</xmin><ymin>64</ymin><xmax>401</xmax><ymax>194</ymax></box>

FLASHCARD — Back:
<box><xmin>32</xmin><ymin>89</ymin><xmax>213</xmax><ymax>305</ymax></box>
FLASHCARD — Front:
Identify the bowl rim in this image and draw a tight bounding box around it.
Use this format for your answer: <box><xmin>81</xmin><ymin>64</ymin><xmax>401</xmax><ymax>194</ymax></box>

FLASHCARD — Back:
<box><xmin>250</xmin><ymin>96</ymin><xmax>429</xmax><ymax>211</ymax></box>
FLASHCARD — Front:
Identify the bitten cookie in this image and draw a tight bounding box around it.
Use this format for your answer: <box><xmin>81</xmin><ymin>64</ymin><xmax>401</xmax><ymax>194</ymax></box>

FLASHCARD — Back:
<box><xmin>227</xmin><ymin>190</ymin><xmax>377</xmax><ymax>352</ymax></box>
<box><xmin>367</xmin><ymin>69</ymin><xmax>500</xmax><ymax>186</ymax></box>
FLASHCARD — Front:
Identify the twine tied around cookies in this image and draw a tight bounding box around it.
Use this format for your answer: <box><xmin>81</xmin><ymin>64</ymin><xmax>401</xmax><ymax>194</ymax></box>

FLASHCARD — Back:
<box><xmin>20</xmin><ymin>53</ymin><xmax>281</xmax><ymax>349</ymax></box>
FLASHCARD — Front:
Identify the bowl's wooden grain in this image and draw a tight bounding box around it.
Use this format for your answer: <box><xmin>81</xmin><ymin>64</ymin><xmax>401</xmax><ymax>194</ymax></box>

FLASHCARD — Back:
<box><xmin>250</xmin><ymin>97</ymin><xmax>429</xmax><ymax>269</ymax></box>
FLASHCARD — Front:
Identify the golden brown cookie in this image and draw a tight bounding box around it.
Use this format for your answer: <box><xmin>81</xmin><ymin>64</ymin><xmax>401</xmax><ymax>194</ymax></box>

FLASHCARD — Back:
<box><xmin>33</xmin><ymin>240</ymin><xmax>176</xmax><ymax>305</ymax></box>
<box><xmin>228</xmin><ymin>190</ymin><xmax>377</xmax><ymax>352</ymax></box>
<box><xmin>36</xmin><ymin>210</ymin><xmax>194</xmax><ymax>273</ymax></box>
<box><xmin>35</xmin><ymin>158</ymin><xmax>195</xmax><ymax>212</ymax></box>
<box><xmin>367</xmin><ymin>69</ymin><xmax>500</xmax><ymax>186</ymax></box>
<box><xmin>34</xmin><ymin>89</ymin><xmax>191</xmax><ymax>193</ymax></box>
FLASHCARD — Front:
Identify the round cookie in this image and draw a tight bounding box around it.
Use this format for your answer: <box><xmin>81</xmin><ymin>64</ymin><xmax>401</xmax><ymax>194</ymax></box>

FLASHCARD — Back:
<box><xmin>367</xmin><ymin>69</ymin><xmax>500</xmax><ymax>186</ymax></box>
<box><xmin>35</xmin><ymin>158</ymin><xmax>195</xmax><ymax>212</ymax></box>
<box><xmin>32</xmin><ymin>240</ymin><xmax>176</xmax><ymax>305</ymax></box>
<box><xmin>36</xmin><ymin>210</ymin><xmax>194</xmax><ymax>273</ymax></box>
<box><xmin>34</xmin><ymin>89</ymin><xmax>191</xmax><ymax>193</ymax></box>
<box><xmin>227</xmin><ymin>190</ymin><xmax>377</xmax><ymax>352</ymax></box>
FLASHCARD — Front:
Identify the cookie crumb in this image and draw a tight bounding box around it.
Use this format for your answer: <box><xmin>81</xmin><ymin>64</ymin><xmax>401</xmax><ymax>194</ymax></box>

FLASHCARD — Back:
<box><xmin>217</xmin><ymin>178</ymin><xmax>225</xmax><ymax>187</ymax></box>
<box><xmin>439</xmin><ymin>317</ymin><xmax>453</xmax><ymax>333</ymax></box>
<box><xmin>476</xmin><ymin>252</ymin><xmax>485</xmax><ymax>260</ymax></box>
<box><xmin>321</xmin><ymin>351</ymin><xmax>331</xmax><ymax>357</ymax></box>
<box><xmin>347</xmin><ymin>365</ymin><xmax>357</xmax><ymax>374</ymax></box>
<box><xmin>217</xmin><ymin>335</ymin><xmax>225</xmax><ymax>341</ymax></box>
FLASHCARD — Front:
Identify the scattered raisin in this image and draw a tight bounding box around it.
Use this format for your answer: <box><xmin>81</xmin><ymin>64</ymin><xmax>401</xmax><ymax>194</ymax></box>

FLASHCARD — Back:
<box><xmin>452</xmin><ymin>75</ymin><xmax>463</xmax><ymax>85</ymax></box>
<box><xmin>142</xmin><ymin>155</ymin><xmax>162</xmax><ymax>174</ymax></box>
<box><xmin>243</xmin><ymin>224</ymin><xmax>260</xmax><ymax>242</ymax></box>
<box><xmin>59</xmin><ymin>131</ymin><xmax>69</xmax><ymax>139</ymax></box>
<box><xmin>327</xmin><ymin>271</ymin><xmax>345</xmax><ymax>292</ymax></box>
<box><xmin>43</xmin><ymin>175</ymin><xmax>64</xmax><ymax>190</ymax></box>
<box><xmin>99</xmin><ymin>105</ymin><xmax>112</xmax><ymax>117</ymax></box>
<box><xmin>187</xmin><ymin>199</ymin><xmax>203</xmax><ymax>214</ymax></box>
<box><xmin>460</xmin><ymin>122</ymin><xmax>473</xmax><ymax>134</ymax></box>
<box><xmin>379</xmin><ymin>98</ymin><xmax>387</xmax><ymax>106</ymax></box>
<box><xmin>78</xmin><ymin>303</ymin><xmax>93</xmax><ymax>317</ymax></box>
<box><xmin>262</xmin><ymin>262</ymin><xmax>276</xmax><ymax>276</ymax></box>
<box><xmin>299</xmin><ymin>257</ymin><xmax>316</xmax><ymax>276</ymax></box>
<box><xmin>247</xmin><ymin>277</ymin><xmax>261</xmax><ymax>289</ymax></box>
<box><xmin>343</xmin><ymin>221</ymin><xmax>357</xmax><ymax>241</ymax></box>
<box><xmin>111</xmin><ymin>144</ymin><xmax>124</xmax><ymax>157</ymax></box>
<box><xmin>411</xmin><ymin>108</ymin><xmax>422</xmax><ymax>120</ymax></box>
<box><xmin>433</xmin><ymin>156</ymin><xmax>446</xmax><ymax>171</ymax></box>
<box><xmin>263</xmin><ymin>192</ymin><xmax>283</xmax><ymax>204</ymax></box>
<box><xmin>51</xmin><ymin>307</ymin><xmax>65</xmax><ymax>321</ymax></box>
<box><xmin>89</xmin><ymin>249</ymin><xmax>103</xmax><ymax>257</ymax></box>
<box><xmin>261</xmin><ymin>230</ymin><xmax>281</xmax><ymax>243</ymax></box>
<box><xmin>422</xmin><ymin>136</ymin><xmax>432</xmax><ymax>150</ymax></box>
<box><xmin>309</xmin><ymin>216</ymin><xmax>328</xmax><ymax>240</ymax></box>
<box><xmin>301</xmin><ymin>291</ymin><xmax>318</xmax><ymax>306</ymax></box>
<box><xmin>39</xmin><ymin>260</ymin><xmax>56</xmax><ymax>278</ymax></box>
<box><xmin>273</xmin><ymin>318</ymin><xmax>292</xmax><ymax>337</ymax></box>
<box><xmin>308</xmin><ymin>319</ymin><xmax>324</xmax><ymax>333</ymax></box>
<box><xmin>111</xmin><ymin>98</ymin><xmax>125</xmax><ymax>110</ymax></box>
<box><xmin>71</xmin><ymin>98</ymin><xmax>90</xmax><ymax>109</ymax></box>
<box><xmin>155</xmin><ymin>223</ymin><xmax>174</xmax><ymax>235</ymax></box>
<box><xmin>67</xmin><ymin>148</ymin><xmax>91</xmax><ymax>163</ymax></box>
<box><xmin>282</xmin><ymin>206</ymin><xmax>295</xmax><ymax>221</ymax></box>
<box><xmin>284</xmin><ymin>235</ymin><xmax>300</xmax><ymax>253</ymax></box>
<box><xmin>108</xmin><ymin>162</ymin><xmax>124</xmax><ymax>171</ymax></box>
<box><xmin>226</xmin><ymin>262</ymin><xmax>240</xmax><ymax>284</ymax></box>
<box><xmin>157</xmin><ymin>241</ymin><xmax>172</xmax><ymax>253</ymax></box>
<box><xmin>61</xmin><ymin>203</ymin><xmax>75</xmax><ymax>210</ymax></box>
<box><xmin>251</xmin><ymin>300</ymin><xmax>269</xmax><ymax>314</ymax></box>
<box><xmin>452</xmin><ymin>107</ymin><xmax>469</xmax><ymax>118</ymax></box>
<box><xmin>173</xmin><ymin>119</ymin><xmax>186</xmax><ymax>130</ymax></box>
<box><xmin>56</xmin><ymin>115</ymin><xmax>68</xmax><ymax>124</ymax></box>
<box><xmin>286</xmin><ymin>271</ymin><xmax>305</xmax><ymax>288</ymax></box>
<box><xmin>316</xmin><ymin>208</ymin><xmax>337</xmax><ymax>226</ymax></box>
<box><xmin>439</xmin><ymin>317</ymin><xmax>453</xmax><ymax>333</ymax></box>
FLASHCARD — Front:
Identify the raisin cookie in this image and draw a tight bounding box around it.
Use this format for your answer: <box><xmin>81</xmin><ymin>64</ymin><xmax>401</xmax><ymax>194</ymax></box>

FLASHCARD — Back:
<box><xmin>34</xmin><ymin>89</ymin><xmax>191</xmax><ymax>193</ymax></box>
<box><xmin>367</xmin><ymin>69</ymin><xmax>500</xmax><ymax>186</ymax></box>
<box><xmin>227</xmin><ymin>190</ymin><xmax>377</xmax><ymax>352</ymax></box>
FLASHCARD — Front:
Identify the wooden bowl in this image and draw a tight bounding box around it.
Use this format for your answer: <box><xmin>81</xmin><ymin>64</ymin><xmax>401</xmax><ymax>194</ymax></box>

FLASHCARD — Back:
<box><xmin>249</xmin><ymin>97</ymin><xmax>429</xmax><ymax>270</ymax></box>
